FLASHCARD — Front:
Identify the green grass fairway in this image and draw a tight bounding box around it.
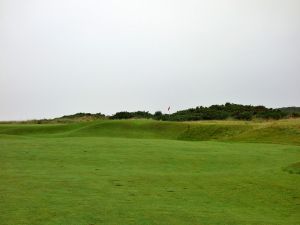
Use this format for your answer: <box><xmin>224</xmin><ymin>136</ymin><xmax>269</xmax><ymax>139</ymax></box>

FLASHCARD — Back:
<box><xmin>0</xmin><ymin>119</ymin><xmax>300</xmax><ymax>225</ymax></box>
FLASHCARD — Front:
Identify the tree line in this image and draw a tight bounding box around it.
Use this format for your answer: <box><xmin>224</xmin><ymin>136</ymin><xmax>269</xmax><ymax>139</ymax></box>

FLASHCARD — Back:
<box><xmin>110</xmin><ymin>103</ymin><xmax>300</xmax><ymax>121</ymax></box>
<box><xmin>25</xmin><ymin>103</ymin><xmax>299</xmax><ymax>124</ymax></box>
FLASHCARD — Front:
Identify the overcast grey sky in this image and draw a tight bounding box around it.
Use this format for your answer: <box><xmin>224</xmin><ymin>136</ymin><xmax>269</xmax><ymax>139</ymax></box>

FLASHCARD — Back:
<box><xmin>1</xmin><ymin>0</ymin><xmax>300</xmax><ymax>120</ymax></box>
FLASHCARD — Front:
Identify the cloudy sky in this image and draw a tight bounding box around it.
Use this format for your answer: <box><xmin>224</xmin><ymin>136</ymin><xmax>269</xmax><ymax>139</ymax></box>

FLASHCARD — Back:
<box><xmin>1</xmin><ymin>0</ymin><xmax>300</xmax><ymax>120</ymax></box>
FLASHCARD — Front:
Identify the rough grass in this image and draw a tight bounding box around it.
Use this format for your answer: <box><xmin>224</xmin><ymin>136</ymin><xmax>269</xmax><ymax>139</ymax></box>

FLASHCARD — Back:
<box><xmin>0</xmin><ymin>119</ymin><xmax>300</xmax><ymax>225</ymax></box>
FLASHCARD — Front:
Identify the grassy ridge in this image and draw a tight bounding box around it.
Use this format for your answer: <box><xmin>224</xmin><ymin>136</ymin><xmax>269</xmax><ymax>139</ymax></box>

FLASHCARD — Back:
<box><xmin>1</xmin><ymin>119</ymin><xmax>300</xmax><ymax>145</ymax></box>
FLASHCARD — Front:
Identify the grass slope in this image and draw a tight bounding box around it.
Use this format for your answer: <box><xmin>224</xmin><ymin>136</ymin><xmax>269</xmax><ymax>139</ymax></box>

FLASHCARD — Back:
<box><xmin>0</xmin><ymin>119</ymin><xmax>300</xmax><ymax>225</ymax></box>
<box><xmin>1</xmin><ymin>119</ymin><xmax>300</xmax><ymax>145</ymax></box>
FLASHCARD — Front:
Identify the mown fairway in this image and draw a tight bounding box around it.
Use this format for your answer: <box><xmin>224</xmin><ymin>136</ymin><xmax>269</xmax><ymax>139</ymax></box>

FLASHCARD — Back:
<box><xmin>0</xmin><ymin>119</ymin><xmax>300</xmax><ymax>225</ymax></box>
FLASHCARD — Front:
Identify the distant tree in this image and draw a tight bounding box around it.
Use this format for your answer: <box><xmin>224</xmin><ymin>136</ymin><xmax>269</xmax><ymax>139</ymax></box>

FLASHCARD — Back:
<box><xmin>110</xmin><ymin>111</ymin><xmax>153</xmax><ymax>120</ymax></box>
<box><xmin>256</xmin><ymin>110</ymin><xmax>287</xmax><ymax>120</ymax></box>
<box><xmin>290</xmin><ymin>113</ymin><xmax>300</xmax><ymax>118</ymax></box>
<box><xmin>153</xmin><ymin>111</ymin><xmax>163</xmax><ymax>120</ymax></box>
<box><xmin>278</xmin><ymin>107</ymin><xmax>300</xmax><ymax>117</ymax></box>
<box><xmin>234</xmin><ymin>111</ymin><xmax>253</xmax><ymax>120</ymax></box>
<box><xmin>132</xmin><ymin>111</ymin><xmax>153</xmax><ymax>119</ymax></box>
<box><xmin>110</xmin><ymin>112</ymin><xmax>134</xmax><ymax>119</ymax></box>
